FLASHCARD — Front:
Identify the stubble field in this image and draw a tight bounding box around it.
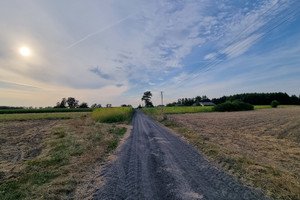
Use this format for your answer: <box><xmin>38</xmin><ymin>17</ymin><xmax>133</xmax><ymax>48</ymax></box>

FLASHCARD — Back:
<box><xmin>165</xmin><ymin>107</ymin><xmax>300</xmax><ymax>199</ymax></box>
<box><xmin>0</xmin><ymin>112</ymin><xmax>131</xmax><ymax>200</ymax></box>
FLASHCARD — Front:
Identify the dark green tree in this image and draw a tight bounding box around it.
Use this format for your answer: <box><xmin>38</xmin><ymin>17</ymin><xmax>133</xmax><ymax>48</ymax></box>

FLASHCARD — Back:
<box><xmin>55</xmin><ymin>98</ymin><xmax>67</xmax><ymax>108</ymax></box>
<box><xmin>91</xmin><ymin>103</ymin><xmax>102</xmax><ymax>108</ymax></box>
<box><xmin>66</xmin><ymin>97</ymin><xmax>79</xmax><ymax>108</ymax></box>
<box><xmin>142</xmin><ymin>91</ymin><xmax>153</xmax><ymax>107</ymax></box>
<box><xmin>79</xmin><ymin>102</ymin><xmax>89</xmax><ymax>108</ymax></box>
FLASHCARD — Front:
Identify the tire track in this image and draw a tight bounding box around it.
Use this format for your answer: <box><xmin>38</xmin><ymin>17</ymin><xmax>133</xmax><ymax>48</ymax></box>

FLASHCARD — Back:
<box><xmin>93</xmin><ymin>111</ymin><xmax>270</xmax><ymax>200</ymax></box>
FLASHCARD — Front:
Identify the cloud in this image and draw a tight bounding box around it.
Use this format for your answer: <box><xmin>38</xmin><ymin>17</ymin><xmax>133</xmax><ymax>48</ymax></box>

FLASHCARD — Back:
<box><xmin>89</xmin><ymin>66</ymin><xmax>111</xmax><ymax>80</ymax></box>
<box><xmin>0</xmin><ymin>81</ymin><xmax>39</xmax><ymax>90</ymax></box>
<box><xmin>0</xmin><ymin>0</ymin><xmax>298</xmax><ymax>107</ymax></box>
<box><xmin>204</xmin><ymin>52</ymin><xmax>217</xmax><ymax>60</ymax></box>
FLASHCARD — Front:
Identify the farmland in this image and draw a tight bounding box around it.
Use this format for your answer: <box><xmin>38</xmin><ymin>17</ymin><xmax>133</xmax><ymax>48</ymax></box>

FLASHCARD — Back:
<box><xmin>0</xmin><ymin>109</ymin><xmax>131</xmax><ymax>199</ymax></box>
<box><xmin>142</xmin><ymin>106</ymin><xmax>213</xmax><ymax>115</ymax></box>
<box><xmin>142</xmin><ymin>105</ymin><xmax>299</xmax><ymax>116</ymax></box>
<box><xmin>0</xmin><ymin>112</ymin><xmax>91</xmax><ymax>121</ymax></box>
<box><xmin>160</xmin><ymin>107</ymin><xmax>300</xmax><ymax>200</ymax></box>
<box><xmin>92</xmin><ymin>107</ymin><xmax>134</xmax><ymax>123</ymax></box>
<box><xmin>0</xmin><ymin>108</ymin><xmax>93</xmax><ymax>114</ymax></box>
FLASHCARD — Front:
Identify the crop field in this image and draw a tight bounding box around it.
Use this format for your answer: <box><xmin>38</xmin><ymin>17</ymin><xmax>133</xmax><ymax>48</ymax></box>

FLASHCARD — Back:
<box><xmin>0</xmin><ymin>112</ymin><xmax>91</xmax><ymax>121</ymax></box>
<box><xmin>142</xmin><ymin>105</ymin><xmax>300</xmax><ymax>116</ymax></box>
<box><xmin>0</xmin><ymin>111</ymin><xmax>131</xmax><ymax>199</ymax></box>
<box><xmin>0</xmin><ymin>108</ymin><xmax>93</xmax><ymax>114</ymax></box>
<box><xmin>92</xmin><ymin>107</ymin><xmax>134</xmax><ymax>123</ymax></box>
<box><xmin>142</xmin><ymin>106</ymin><xmax>213</xmax><ymax>115</ymax></box>
<box><xmin>161</xmin><ymin>107</ymin><xmax>300</xmax><ymax>200</ymax></box>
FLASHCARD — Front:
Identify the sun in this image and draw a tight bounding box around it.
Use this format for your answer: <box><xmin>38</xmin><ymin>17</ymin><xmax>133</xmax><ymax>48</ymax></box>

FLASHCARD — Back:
<box><xmin>19</xmin><ymin>46</ymin><xmax>31</xmax><ymax>56</ymax></box>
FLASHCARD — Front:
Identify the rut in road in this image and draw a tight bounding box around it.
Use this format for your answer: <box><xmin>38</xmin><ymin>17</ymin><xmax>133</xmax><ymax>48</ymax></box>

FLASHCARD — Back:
<box><xmin>93</xmin><ymin>111</ymin><xmax>269</xmax><ymax>200</ymax></box>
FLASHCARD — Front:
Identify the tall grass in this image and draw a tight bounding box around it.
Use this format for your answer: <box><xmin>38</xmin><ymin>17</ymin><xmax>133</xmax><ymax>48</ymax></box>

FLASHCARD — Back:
<box><xmin>92</xmin><ymin>107</ymin><xmax>135</xmax><ymax>123</ymax></box>
<box><xmin>142</xmin><ymin>106</ymin><xmax>213</xmax><ymax>115</ymax></box>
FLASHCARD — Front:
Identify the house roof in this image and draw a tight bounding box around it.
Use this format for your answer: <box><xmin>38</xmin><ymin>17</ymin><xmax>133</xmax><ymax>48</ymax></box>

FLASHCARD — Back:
<box><xmin>200</xmin><ymin>102</ymin><xmax>216</xmax><ymax>106</ymax></box>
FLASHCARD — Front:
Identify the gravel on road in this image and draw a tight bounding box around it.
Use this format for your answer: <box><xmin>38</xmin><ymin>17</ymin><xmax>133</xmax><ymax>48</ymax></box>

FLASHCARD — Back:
<box><xmin>93</xmin><ymin>111</ymin><xmax>269</xmax><ymax>200</ymax></box>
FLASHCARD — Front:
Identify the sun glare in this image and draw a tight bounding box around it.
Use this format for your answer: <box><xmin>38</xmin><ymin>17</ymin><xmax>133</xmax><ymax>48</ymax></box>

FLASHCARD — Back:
<box><xmin>19</xmin><ymin>46</ymin><xmax>31</xmax><ymax>56</ymax></box>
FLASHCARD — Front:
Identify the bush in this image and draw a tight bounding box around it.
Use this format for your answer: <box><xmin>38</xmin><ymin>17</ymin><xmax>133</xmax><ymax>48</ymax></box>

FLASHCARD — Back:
<box><xmin>271</xmin><ymin>100</ymin><xmax>280</xmax><ymax>108</ymax></box>
<box><xmin>213</xmin><ymin>101</ymin><xmax>254</xmax><ymax>112</ymax></box>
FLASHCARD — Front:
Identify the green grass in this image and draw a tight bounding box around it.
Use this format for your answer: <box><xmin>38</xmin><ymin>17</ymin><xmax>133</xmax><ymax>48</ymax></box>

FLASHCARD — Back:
<box><xmin>109</xmin><ymin>127</ymin><xmax>127</xmax><ymax>135</ymax></box>
<box><xmin>92</xmin><ymin>107</ymin><xmax>135</xmax><ymax>123</ymax></box>
<box><xmin>0</xmin><ymin>108</ymin><xmax>93</xmax><ymax>114</ymax></box>
<box><xmin>254</xmin><ymin>105</ymin><xmax>300</xmax><ymax>109</ymax></box>
<box><xmin>142</xmin><ymin>106</ymin><xmax>213</xmax><ymax>115</ymax></box>
<box><xmin>107</xmin><ymin>139</ymin><xmax>119</xmax><ymax>151</ymax></box>
<box><xmin>0</xmin><ymin>112</ymin><xmax>90</xmax><ymax>121</ymax></box>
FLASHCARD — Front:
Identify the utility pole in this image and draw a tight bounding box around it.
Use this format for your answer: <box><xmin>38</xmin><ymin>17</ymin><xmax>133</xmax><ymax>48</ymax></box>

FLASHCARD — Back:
<box><xmin>161</xmin><ymin>91</ymin><xmax>163</xmax><ymax>106</ymax></box>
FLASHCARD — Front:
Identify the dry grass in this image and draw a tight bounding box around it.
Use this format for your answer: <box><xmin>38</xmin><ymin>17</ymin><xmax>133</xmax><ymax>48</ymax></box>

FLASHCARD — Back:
<box><xmin>0</xmin><ymin>114</ymin><xmax>130</xmax><ymax>200</ymax></box>
<box><xmin>158</xmin><ymin>107</ymin><xmax>300</xmax><ymax>200</ymax></box>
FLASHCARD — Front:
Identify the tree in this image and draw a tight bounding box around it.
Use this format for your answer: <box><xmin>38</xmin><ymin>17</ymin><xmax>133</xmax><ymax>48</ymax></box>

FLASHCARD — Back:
<box><xmin>79</xmin><ymin>102</ymin><xmax>89</xmax><ymax>108</ymax></box>
<box><xmin>66</xmin><ymin>97</ymin><xmax>79</xmax><ymax>108</ymax></box>
<box><xmin>55</xmin><ymin>98</ymin><xmax>67</xmax><ymax>108</ymax></box>
<box><xmin>142</xmin><ymin>91</ymin><xmax>153</xmax><ymax>107</ymax></box>
<box><xmin>91</xmin><ymin>103</ymin><xmax>102</xmax><ymax>108</ymax></box>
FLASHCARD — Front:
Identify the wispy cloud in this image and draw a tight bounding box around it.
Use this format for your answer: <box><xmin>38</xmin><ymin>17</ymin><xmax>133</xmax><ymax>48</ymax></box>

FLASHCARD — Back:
<box><xmin>65</xmin><ymin>13</ymin><xmax>136</xmax><ymax>50</ymax></box>
<box><xmin>0</xmin><ymin>0</ymin><xmax>299</xmax><ymax>106</ymax></box>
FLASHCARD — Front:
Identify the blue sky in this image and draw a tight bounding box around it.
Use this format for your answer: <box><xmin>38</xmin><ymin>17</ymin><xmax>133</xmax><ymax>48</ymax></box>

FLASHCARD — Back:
<box><xmin>0</xmin><ymin>0</ymin><xmax>299</xmax><ymax>107</ymax></box>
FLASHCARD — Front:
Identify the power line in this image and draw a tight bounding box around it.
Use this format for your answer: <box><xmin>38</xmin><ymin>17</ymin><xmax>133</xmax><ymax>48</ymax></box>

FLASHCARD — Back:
<box><xmin>173</xmin><ymin>1</ymin><xmax>300</xmax><ymax>89</ymax></box>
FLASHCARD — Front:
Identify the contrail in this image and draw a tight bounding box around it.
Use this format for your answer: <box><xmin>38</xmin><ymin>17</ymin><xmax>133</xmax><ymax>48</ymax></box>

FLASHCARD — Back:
<box><xmin>65</xmin><ymin>13</ymin><xmax>136</xmax><ymax>50</ymax></box>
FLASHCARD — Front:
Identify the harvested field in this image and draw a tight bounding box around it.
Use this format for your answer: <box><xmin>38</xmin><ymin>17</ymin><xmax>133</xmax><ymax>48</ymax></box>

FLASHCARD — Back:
<box><xmin>0</xmin><ymin>115</ymin><xmax>131</xmax><ymax>200</ymax></box>
<box><xmin>165</xmin><ymin>107</ymin><xmax>300</xmax><ymax>200</ymax></box>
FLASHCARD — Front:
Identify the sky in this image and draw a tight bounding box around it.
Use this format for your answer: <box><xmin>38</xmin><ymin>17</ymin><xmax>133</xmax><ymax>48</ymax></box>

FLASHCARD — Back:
<box><xmin>0</xmin><ymin>0</ymin><xmax>299</xmax><ymax>107</ymax></box>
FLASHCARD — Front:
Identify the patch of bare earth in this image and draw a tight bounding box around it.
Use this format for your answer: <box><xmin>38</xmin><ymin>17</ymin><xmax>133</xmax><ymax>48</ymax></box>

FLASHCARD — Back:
<box><xmin>167</xmin><ymin>107</ymin><xmax>300</xmax><ymax>200</ymax></box>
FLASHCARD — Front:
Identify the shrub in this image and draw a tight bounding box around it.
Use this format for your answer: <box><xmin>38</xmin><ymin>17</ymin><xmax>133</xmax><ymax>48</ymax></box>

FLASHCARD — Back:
<box><xmin>213</xmin><ymin>101</ymin><xmax>254</xmax><ymax>112</ymax></box>
<box><xmin>271</xmin><ymin>100</ymin><xmax>280</xmax><ymax>108</ymax></box>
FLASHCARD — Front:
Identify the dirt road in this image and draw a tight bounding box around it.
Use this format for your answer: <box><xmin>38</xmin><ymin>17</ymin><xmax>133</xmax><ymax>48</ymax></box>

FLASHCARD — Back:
<box><xmin>93</xmin><ymin>111</ymin><xmax>268</xmax><ymax>200</ymax></box>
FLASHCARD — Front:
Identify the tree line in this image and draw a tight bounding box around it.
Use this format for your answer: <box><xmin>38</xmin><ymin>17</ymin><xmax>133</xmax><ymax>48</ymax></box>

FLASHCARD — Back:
<box><xmin>211</xmin><ymin>92</ymin><xmax>300</xmax><ymax>105</ymax></box>
<box><xmin>54</xmin><ymin>97</ymin><xmax>102</xmax><ymax>109</ymax></box>
<box><xmin>165</xmin><ymin>92</ymin><xmax>300</xmax><ymax>107</ymax></box>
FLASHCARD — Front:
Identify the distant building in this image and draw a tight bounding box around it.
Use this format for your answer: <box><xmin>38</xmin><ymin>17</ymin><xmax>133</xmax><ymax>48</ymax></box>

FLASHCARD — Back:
<box><xmin>157</xmin><ymin>105</ymin><xmax>165</xmax><ymax>107</ymax></box>
<box><xmin>200</xmin><ymin>102</ymin><xmax>216</xmax><ymax>106</ymax></box>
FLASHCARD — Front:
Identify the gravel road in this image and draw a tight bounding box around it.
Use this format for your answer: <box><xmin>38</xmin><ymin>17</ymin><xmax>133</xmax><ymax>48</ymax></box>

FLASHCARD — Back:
<box><xmin>93</xmin><ymin>111</ymin><xmax>269</xmax><ymax>200</ymax></box>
